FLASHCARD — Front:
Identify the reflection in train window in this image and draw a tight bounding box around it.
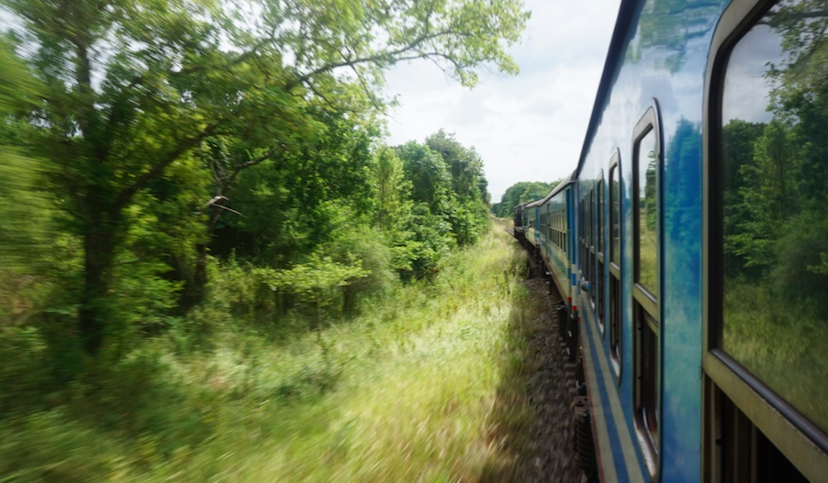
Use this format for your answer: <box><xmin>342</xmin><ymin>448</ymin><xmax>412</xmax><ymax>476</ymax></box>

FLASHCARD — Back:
<box><xmin>581</xmin><ymin>196</ymin><xmax>589</xmax><ymax>290</ymax></box>
<box><xmin>636</xmin><ymin>129</ymin><xmax>658</xmax><ymax>299</ymax></box>
<box><xmin>611</xmin><ymin>165</ymin><xmax>620</xmax><ymax>265</ymax></box>
<box><xmin>609</xmin><ymin>163</ymin><xmax>621</xmax><ymax>374</ymax></box>
<box><xmin>597</xmin><ymin>178</ymin><xmax>605</xmax><ymax>329</ymax></box>
<box><xmin>719</xmin><ymin>0</ymin><xmax>828</xmax><ymax>435</ymax></box>
<box><xmin>632</xmin><ymin>110</ymin><xmax>660</xmax><ymax>477</ymax></box>
<box><xmin>589</xmin><ymin>188</ymin><xmax>596</xmax><ymax>306</ymax></box>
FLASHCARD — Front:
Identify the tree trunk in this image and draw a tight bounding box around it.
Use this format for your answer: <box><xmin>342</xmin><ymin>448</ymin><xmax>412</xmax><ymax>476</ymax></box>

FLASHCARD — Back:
<box><xmin>188</xmin><ymin>206</ymin><xmax>221</xmax><ymax>307</ymax></box>
<box><xmin>78</xmin><ymin>224</ymin><xmax>117</xmax><ymax>355</ymax></box>
<box><xmin>191</xmin><ymin>241</ymin><xmax>209</xmax><ymax>305</ymax></box>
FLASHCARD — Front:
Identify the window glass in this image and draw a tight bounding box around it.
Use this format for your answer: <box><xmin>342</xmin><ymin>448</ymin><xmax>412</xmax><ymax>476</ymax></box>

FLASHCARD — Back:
<box><xmin>597</xmin><ymin>180</ymin><xmax>605</xmax><ymax>324</ymax></box>
<box><xmin>720</xmin><ymin>0</ymin><xmax>828</xmax><ymax>434</ymax></box>
<box><xmin>633</xmin><ymin>117</ymin><xmax>660</xmax><ymax>472</ymax></box>
<box><xmin>640</xmin><ymin>311</ymin><xmax>659</xmax><ymax>446</ymax></box>
<box><xmin>598</xmin><ymin>180</ymin><xmax>604</xmax><ymax>255</ymax></box>
<box><xmin>610</xmin><ymin>272</ymin><xmax>621</xmax><ymax>369</ymax></box>
<box><xmin>636</xmin><ymin>129</ymin><xmax>658</xmax><ymax>298</ymax></box>
<box><xmin>588</xmin><ymin>190</ymin><xmax>594</xmax><ymax>286</ymax></box>
<box><xmin>611</xmin><ymin>166</ymin><xmax>620</xmax><ymax>264</ymax></box>
<box><xmin>581</xmin><ymin>199</ymin><xmax>588</xmax><ymax>282</ymax></box>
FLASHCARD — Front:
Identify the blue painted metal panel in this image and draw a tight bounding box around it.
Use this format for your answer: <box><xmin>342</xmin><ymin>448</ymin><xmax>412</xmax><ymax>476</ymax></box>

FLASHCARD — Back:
<box><xmin>567</xmin><ymin>0</ymin><xmax>730</xmax><ymax>480</ymax></box>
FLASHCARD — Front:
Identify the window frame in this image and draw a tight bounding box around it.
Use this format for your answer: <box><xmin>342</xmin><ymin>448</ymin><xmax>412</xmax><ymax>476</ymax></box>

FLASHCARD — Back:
<box><xmin>632</xmin><ymin>104</ymin><xmax>663</xmax><ymax>479</ymax></box>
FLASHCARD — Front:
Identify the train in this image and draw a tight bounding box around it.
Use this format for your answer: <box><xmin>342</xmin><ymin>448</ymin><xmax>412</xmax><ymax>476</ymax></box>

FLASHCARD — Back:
<box><xmin>511</xmin><ymin>0</ymin><xmax>828</xmax><ymax>481</ymax></box>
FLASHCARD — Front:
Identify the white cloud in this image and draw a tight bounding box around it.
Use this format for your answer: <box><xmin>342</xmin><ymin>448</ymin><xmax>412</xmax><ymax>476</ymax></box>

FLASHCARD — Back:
<box><xmin>383</xmin><ymin>0</ymin><xmax>622</xmax><ymax>203</ymax></box>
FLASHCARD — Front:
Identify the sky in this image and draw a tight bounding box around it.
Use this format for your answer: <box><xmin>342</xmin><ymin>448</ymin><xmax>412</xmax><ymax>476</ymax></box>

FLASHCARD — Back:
<box><xmin>382</xmin><ymin>0</ymin><xmax>623</xmax><ymax>204</ymax></box>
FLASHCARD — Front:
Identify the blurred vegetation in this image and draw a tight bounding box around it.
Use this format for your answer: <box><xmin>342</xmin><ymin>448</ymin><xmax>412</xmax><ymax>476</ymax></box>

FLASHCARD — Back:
<box><xmin>0</xmin><ymin>223</ymin><xmax>538</xmax><ymax>482</ymax></box>
<box><xmin>0</xmin><ymin>0</ymin><xmax>531</xmax><ymax>479</ymax></box>
<box><xmin>491</xmin><ymin>180</ymin><xmax>561</xmax><ymax>218</ymax></box>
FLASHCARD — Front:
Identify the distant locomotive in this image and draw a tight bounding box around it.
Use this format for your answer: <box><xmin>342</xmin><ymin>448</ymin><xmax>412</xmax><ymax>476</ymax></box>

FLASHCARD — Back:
<box><xmin>513</xmin><ymin>0</ymin><xmax>828</xmax><ymax>481</ymax></box>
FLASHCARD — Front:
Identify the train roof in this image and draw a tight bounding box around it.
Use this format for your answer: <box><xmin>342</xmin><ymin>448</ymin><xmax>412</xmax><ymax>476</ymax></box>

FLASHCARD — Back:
<box><xmin>525</xmin><ymin>199</ymin><xmax>543</xmax><ymax>209</ymax></box>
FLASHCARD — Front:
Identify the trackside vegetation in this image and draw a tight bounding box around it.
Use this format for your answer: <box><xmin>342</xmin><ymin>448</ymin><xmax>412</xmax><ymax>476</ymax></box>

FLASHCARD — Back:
<box><xmin>0</xmin><ymin>0</ymin><xmax>535</xmax><ymax>480</ymax></box>
<box><xmin>0</xmin><ymin>224</ymin><xmax>542</xmax><ymax>482</ymax></box>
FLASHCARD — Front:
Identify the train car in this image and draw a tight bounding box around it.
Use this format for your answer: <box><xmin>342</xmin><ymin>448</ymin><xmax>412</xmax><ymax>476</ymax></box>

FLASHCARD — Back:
<box><xmin>536</xmin><ymin>172</ymin><xmax>576</xmax><ymax>311</ymax></box>
<box><xmin>524</xmin><ymin>199</ymin><xmax>543</xmax><ymax>247</ymax></box>
<box><xmin>513</xmin><ymin>203</ymin><xmax>526</xmax><ymax>236</ymax></box>
<box><xmin>516</xmin><ymin>0</ymin><xmax>828</xmax><ymax>481</ymax></box>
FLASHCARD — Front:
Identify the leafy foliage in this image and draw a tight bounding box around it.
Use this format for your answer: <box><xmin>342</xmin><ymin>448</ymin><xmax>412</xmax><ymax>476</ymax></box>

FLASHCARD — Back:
<box><xmin>0</xmin><ymin>0</ymin><xmax>526</xmax><ymax>477</ymax></box>
<box><xmin>0</xmin><ymin>0</ymin><xmax>527</xmax><ymax>355</ymax></box>
<box><xmin>491</xmin><ymin>180</ymin><xmax>561</xmax><ymax>218</ymax></box>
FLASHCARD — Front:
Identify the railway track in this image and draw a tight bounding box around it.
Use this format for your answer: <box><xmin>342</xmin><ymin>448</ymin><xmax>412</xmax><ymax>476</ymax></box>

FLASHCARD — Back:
<box><xmin>512</xmin><ymin>249</ymin><xmax>591</xmax><ymax>483</ymax></box>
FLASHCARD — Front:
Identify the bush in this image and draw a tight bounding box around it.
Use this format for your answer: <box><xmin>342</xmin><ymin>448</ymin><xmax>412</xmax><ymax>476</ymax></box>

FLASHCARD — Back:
<box><xmin>394</xmin><ymin>203</ymin><xmax>456</xmax><ymax>281</ymax></box>
<box><xmin>324</xmin><ymin>226</ymin><xmax>398</xmax><ymax>313</ymax></box>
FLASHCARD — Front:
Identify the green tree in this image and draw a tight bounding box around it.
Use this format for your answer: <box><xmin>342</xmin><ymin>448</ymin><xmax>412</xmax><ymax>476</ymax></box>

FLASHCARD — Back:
<box><xmin>372</xmin><ymin>145</ymin><xmax>410</xmax><ymax>232</ymax></box>
<box><xmin>396</xmin><ymin>141</ymin><xmax>453</xmax><ymax>214</ymax></box>
<box><xmin>2</xmin><ymin>0</ymin><xmax>529</xmax><ymax>355</ymax></box>
<box><xmin>492</xmin><ymin>180</ymin><xmax>559</xmax><ymax>217</ymax></box>
<box><xmin>425</xmin><ymin>130</ymin><xmax>485</xmax><ymax>201</ymax></box>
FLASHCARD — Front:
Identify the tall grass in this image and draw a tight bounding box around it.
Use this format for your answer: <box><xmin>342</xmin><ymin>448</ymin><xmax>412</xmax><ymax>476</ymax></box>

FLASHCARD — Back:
<box><xmin>0</xmin><ymin>222</ymin><xmax>541</xmax><ymax>482</ymax></box>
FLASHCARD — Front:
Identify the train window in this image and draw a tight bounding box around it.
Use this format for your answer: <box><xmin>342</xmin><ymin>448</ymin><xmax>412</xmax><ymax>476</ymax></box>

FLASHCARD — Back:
<box><xmin>635</xmin><ymin>128</ymin><xmax>658</xmax><ymax>300</ymax></box>
<box><xmin>611</xmin><ymin>167</ymin><xmax>621</xmax><ymax>265</ymax></box>
<box><xmin>633</xmin><ymin>107</ymin><xmax>661</xmax><ymax>477</ymax></box>
<box><xmin>597</xmin><ymin>178</ymin><xmax>604</xmax><ymax>331</ymax></box>
<box><xmin>588</xmin><ymin>189</ymin><xmax>596</xmax><ymax>306</ymax></box>
<box><xmin>596</xmin><ymin>182</ymin><xmax>604</xmax><ymax>255</ymax></box>
<box><xmin>558</xmin><ymin>210</ymin><xmax>563</xmax><ymax>251</ymax></box>
<box><xmin>716</xmin><ymin>0</ymin><xmax>828</xmax><ymax>443</ymax></box>
<box><xmin>580</xmin><ymin>197</ymin><xmax>588</xmax><ymax>290</ymax></box>
<box><xmin>555</xmin><ymin>211</ymin><xmax>559</xmax><ymax>249</ymax></box>
<box><xmin>586</xmin><ymin>193</ymin><xmax>591</xmax><ymax>287</ymax></box>
<box><xmin>555</xmin><ymin>210</ymin><xmax>564</xmax><ymax>250</ymax></box>
<box><xmin>637</xmin><ymin>309</ymin><xmax>659</xmax><ymax>452</ymax></box>
<box><xmin>609</xmin><ymin>158</ymin><xmax>621</xmax><ymax>377</ymax></box>
<box><xmin>563</xmin><ymin>207</ymin><xmax>567</xmax><ymax>255</ymax></box>
<box><xmin>556</xmin><ymin>210</ymin><xmax>560</xmax><ymax>249</ymax></box>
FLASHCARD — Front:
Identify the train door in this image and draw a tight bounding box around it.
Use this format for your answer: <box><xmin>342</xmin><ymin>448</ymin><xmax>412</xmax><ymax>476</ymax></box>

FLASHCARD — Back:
<box><xmin>632</xmin><ymin>105</ymin><xmax>662</xmax><ymax>478</ymax></box>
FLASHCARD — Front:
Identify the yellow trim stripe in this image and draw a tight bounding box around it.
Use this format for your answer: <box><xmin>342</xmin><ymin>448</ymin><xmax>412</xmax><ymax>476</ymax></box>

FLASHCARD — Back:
<box><xmin>584</xmin><ymin>307</ymin><xmax>646</xmax><ymax>483</ymax></box>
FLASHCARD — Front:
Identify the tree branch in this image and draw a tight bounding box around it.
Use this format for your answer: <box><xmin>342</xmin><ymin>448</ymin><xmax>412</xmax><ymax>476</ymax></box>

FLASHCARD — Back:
<box><xmin>224</xmin><ymin>145</ymin><xmax>278</xmax><ymax>189</ymax></box>
<box><xmin>285</xmin><ymin>28</ymin><xmax>456</xmax><ymax>91</ymax></box>
<box><xmin>114</xmin><ymin>121</ymin><xmax>222</xmax><ymax>212</ymax></box>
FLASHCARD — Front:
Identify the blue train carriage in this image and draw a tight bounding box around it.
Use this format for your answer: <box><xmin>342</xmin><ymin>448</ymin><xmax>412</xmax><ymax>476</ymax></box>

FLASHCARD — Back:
<box><xmin>537</xmin><ymin>172</ymin><xmax>576</xmax><ymax>310</ymax></box>
<box><xmin>569</xmin><ymin>0</ymin><xmax>828</xmax><ymax>481</ymax></box>
<box><xmin>524</xmin><ymin>199</ymin><xmax>543</xmax><ymax>248</ymax></box>
<box><xmin>512</xmin><ymin>203</ymin><xmax>526</xmax><ymax>240</ymax></box>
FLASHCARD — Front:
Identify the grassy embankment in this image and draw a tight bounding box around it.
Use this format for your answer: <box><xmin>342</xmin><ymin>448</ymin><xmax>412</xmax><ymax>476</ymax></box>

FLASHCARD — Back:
<box><xmin>1</xmin><ymin>222</ymin><xmax>544</xmax><ymax>482</ymax></box>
